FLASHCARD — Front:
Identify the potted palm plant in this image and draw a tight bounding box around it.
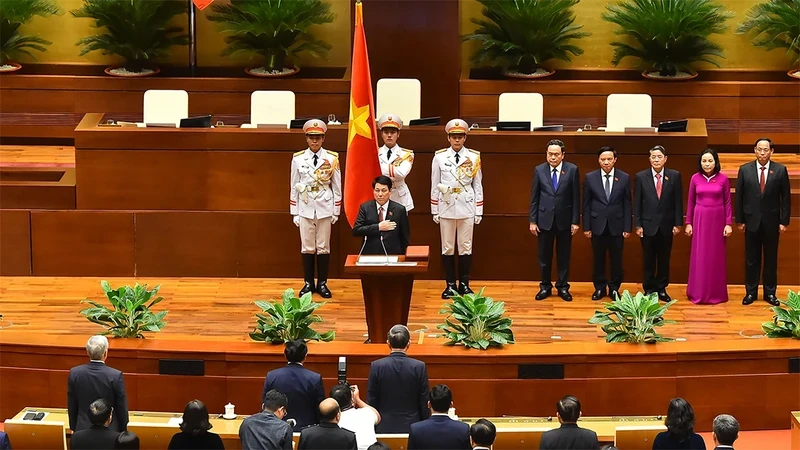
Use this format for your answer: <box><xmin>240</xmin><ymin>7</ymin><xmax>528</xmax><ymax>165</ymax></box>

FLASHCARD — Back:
<box><xmin>737</xmin><ymin>0</ymin><xmax>800</xmax><ymax>80</ymax></box>
<box><xmin>762</xmin><ymin>290</ymin><xmax>800</xmax><ymax>338</ymax></box>
<box><xmin>602</xmin><ymin>0</ymin><xmax>733</xmax><ymax>80</ymax></box>
<box><xmin>79</xmin><ymin>281</ymin><xmax>168</xmax><ymax>338</ymax></box>
<box><xmin>249</xmin><ymin>288</ymin><xmax>335</xmax><ymax>343</ymax></box>
<box><xmin>206</xmin><ymin>0</ymin><xmax>335</xmax><ymax>77</ymax></box>
<box><xmin>463</xmin><ymin>0</ymin><xmax>589</xmax><ymax>78</ymax></box>
<box><xmin>71</xmin><ymin>0</ymin><xmax>189</xmax><ymax>77</ymax></box>
<box><xmin>438</xmin><ymin>288</ymin><xmax>515</xmax><ymax>349</ymax></box>
<box><xmin>0</xmin><ymin>0</ymin><xmax>59</xmax><ymax>73</ymax></box>
<box><xmin>588</xmin><ymin>291</ymin><xmax>677</xmax><ymax>343</ymax></box>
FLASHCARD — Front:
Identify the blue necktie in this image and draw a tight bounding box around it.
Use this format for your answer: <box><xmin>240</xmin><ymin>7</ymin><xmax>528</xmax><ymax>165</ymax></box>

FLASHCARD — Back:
<box><xmin>552</xmin><ymin>168</ymin><xmax>558</xmax><ymax>190</ymax></box>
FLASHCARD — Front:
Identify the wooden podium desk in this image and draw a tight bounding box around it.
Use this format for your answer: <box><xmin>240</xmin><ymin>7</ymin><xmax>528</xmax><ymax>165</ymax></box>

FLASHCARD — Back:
<box><xmin>344</xmin><ymin>246</ymin><xmax>429</xmax><ymax>343</ymax></box>
<box><xmin>792</xmin><ymin>412</ymin><xmax>800</xmax><ymax>450</ymax></box>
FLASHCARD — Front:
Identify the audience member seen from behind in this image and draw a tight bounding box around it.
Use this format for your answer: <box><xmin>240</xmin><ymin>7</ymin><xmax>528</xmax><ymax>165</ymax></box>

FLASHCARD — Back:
<box><xmin>68</xmin><ymin>335</ymin><xmax>129</xmax><ymax>432</ymax></box>
<box><xmin>368</xmin><ymin>324</ymin><xmax>431</xmax><ymax>433</ymax></box>
<box><xmin>539</xmin><ymin>396</ymin><xmax>599</xmax><ymax>450</ymax></box>
<box><xmin>331</xmin><ymin>383</ymin><xmax>381</xmax><ymax>450</ymax></box>
<box><xmin>168</xmin><ymin>399</ymin><xmax>225</xmax><ymax>449</ymax></box>
<box><xmin>712</xmin><ymin>415</ymin><xmax>739</xmax><ymax>450</ymax></box>
<box><xmin>408</xmin><ymin>384</ymin><xmax>470</xmax><ymax>450</ymax></box>
<box><xmin>70</xmin><ymin>398</ymin><xmax>120</xmax><ymax>450</ymax></box>
<box><xmin>469</xmin><ymin>419</ymin><xmax>496</xmax><ymax>450</ymax></box>
<box><xmin>367</xmin><ymin>443</ymin><xmax>391</xmax><ymax>450</ymax></box>
<box><xmin>114</xmin><ymin>431</ymin><xmax>140</xmax><ymax>450</ymax></box>
<box><xmin>239</xmin><ymin>390</ymin><xmax>293</xmax><ymax>450</ymax></box>
<box><xmin>263</xmin><ymin>339</ymin><xmax>325</xmax><ymax>430</ymax></box>
<box><xmin>652</xmin><ymin>398</ymin><xmax>706</xmax><ymax>450</ymax></box>
<box><xmin>298</xmin><ymin>398</ymin><xmax>357</xmax><ymax>450</ymax></box>
<box><xmin>601</xmin><ymin>446</ymin><xmax>619</xmax><ymax>450</ymax></box>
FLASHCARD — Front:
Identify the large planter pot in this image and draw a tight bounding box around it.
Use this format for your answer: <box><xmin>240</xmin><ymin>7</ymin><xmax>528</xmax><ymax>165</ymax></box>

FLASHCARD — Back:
<box><xmin>788</xmin><ymin>69</ymin><xmax>800</xmax><ymax>80</ymax></box>
<box><xmin>0</xmin><ymin>62</ymin><xmax>22</xmax><ymax>74</ymax></box>
<box><xmin>245</xmin><ymin>66</ymin><xmax>300</xmax><ymax>78</ymax></box>
<box><xmin>642</xmin><ymin>70</ymin><xmax>698</xmax><ymax>81</ymax></box>
<box><xmin>503</xmin><ymin>68</ymin><xmax>555</xmax><ymax>79</ymax></box>
<box><xmin>104</xmin><ymin>66</ymin><xmax>161</xmax><ymax>77</ymax></box>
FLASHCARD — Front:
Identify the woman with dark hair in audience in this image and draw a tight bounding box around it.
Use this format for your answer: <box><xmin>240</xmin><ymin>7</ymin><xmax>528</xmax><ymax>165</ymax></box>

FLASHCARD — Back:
<box><xmin>685</xmin><ymin>148</ymin><xmax>732</xmax><ymax>305</ymax></box>
<box><xmin>652</xmin><ymin>398</ymin><xmax>706</xmax><ymax>449</ymax></box>
<box><xmin>168</xmin><ymin>400</ymin><xmax>225</xmax><ymax>449</ymax></box>
<box><xmin>114</xmin><ymin>431</ymin><xmax>140</xmax><ymax>449</ymax></box>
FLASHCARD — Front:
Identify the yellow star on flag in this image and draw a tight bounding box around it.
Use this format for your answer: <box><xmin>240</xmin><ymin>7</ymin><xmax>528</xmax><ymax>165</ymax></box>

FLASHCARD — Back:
<box><xmin>348</xmin><ymin>96</ymin><xmax>372</xmax><ymax>146</ymax></box>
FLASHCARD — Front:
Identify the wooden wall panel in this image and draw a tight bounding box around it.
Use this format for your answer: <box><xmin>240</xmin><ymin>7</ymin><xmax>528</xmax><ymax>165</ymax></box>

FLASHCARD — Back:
<box><xmin>135</xmin><ymin>212</ymin><xmax>239</xmax><ymax>277</ymax></box>
<box><xmin>0</xmin><ymin>210</ymin><xmax>31</xmax><ymax>275</ymax></box>
<box><xmin>133</xmin><ymin>374</ymin><xmax>228</xmax><ymax>414</ymax></box>
<box><xmin>30</xmin><ymin>211</ymin><xmax>134</xmax><ymax>276</ymax></box>
<box><xmin>0</xmin><ymin>367</ymin><xmax>51</xmax><ymax>421</ymax></box>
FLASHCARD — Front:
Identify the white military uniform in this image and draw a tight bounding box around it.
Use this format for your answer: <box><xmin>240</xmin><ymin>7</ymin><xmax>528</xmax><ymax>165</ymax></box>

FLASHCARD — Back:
<box><xmin>431</xmin><ymin>121</ymin><xmax>484</xmax><ymax>256</ymax></box>
<box><xmin>377</xmin><ymin>113</ymin><xmax>415</xmax><ymax>211</ymax></box>
<box><xmin>290</xmin><ymin>122</ymin><xmax>342</xmax><ymax>254</ymax></box>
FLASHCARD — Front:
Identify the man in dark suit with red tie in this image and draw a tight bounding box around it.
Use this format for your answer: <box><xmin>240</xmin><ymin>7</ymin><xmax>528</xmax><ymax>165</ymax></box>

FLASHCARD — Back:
<box><xmin>583</xmin><ymin>147</ymin><xmax>631</xmax><ymax>301</ymax></box>
<box><xmin>529</xmin><ymin>139</ymin><xmax>581</xmax><ymax>302</ymax></box>
<box><xmin>634</xmin><ymin>145</ymin><xmax>683</xmax><ymax>302</ymax></box>
<box><xmin>735</xmin><ymin>138</ymin><xmax>791</xmax><ymax>306</ymax></box>
<box><xmin>353</xmin><ymin>175</ymin><xmax>411</xmax><ymax>255</ymax></box>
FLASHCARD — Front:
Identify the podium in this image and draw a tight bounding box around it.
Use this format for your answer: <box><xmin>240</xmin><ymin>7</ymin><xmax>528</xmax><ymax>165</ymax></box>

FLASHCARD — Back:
<box><xmin>344</xmin><ymin>246</ymin><xmax>429</xmax><ymax>343</ymax></box>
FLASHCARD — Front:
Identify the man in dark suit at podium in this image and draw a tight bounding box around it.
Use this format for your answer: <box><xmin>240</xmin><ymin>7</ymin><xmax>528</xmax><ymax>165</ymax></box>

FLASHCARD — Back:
<box><xmin>529</xmin><ymin>139</ymin><xmax>581</xmax><ymax>302</ymax></box>
<box><xmin>735</xmin><ymin>138</ymin><xmax>791</xmax><ymax>306</ymax></box>
<box><xmin>353</xmin><ymin>176</ymin><xmax>410</xmax><ymax>255</ymax></box>
<box><xmin>634</xmin><ymin>145</ymin><xmax>683</xmax><ymax>302</ymax></box>
<box><xmin>368</xmin><ymin>325</ymin><xmax>430</xmax><ymax>433</ymax></box>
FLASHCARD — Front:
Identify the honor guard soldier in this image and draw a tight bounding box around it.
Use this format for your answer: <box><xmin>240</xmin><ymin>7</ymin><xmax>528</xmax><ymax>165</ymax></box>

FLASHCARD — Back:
<box><xmin>431</xmin><ymin>119</ymin><xmax>484</xmax><ymax>298</ymax></box>
<box><xmin>290</xmin><ymin>120</ymin><xmax>342</xmax><ymax>298</ymax></box>
<box><xmin>377</xmin><ymin>113</ymin><xmax>415</xmax><ymax>211</ymax></box>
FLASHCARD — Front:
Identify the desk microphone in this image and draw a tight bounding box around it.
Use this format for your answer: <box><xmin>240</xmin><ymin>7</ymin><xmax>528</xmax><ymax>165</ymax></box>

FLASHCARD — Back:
<box><xmin>356</xmin><ymin>235</ymin><xmax>368</xmax><ymax>262</ymax></box>
<box><xmin>380</xmin><ymin>235</ymin><xmax>390</xmax><ymax>265</ymax></box>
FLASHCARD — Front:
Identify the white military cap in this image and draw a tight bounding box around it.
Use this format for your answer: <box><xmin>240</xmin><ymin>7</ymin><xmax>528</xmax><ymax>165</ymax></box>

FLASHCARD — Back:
<box><xmin>303</xmin><ymin>119</ymin><xmax>327</xmax><ymax>135</ymax></box>
<box><xmin>445</xmin><ymin>118</ymin><xmax>469</xmax><ymax>134</ymax></box>
<box><xmin>377</xmin><ymin>113</ymin><xmax>403</xmax><ymax>130</ymax></box>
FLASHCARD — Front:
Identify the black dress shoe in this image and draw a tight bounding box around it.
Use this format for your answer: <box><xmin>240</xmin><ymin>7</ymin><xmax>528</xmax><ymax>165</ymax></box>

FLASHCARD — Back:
<box><xmin>609</xmin><ymin>290</ymin><xmax>620</xmax><ymax>301</ymax></box>
<box><xmin>442</xmin><ymin>283</ymin><xmax>458</xmax><ymax>299</ymax></box>
<box><xmin>765</xmin><ymin>294</ymin><xmax>780</xmax><ymax>306</ymax></box>
<box><xmin>298</xmin><ymin>281</ymin><xmax>315</xmax><ymax>297</ymax></box>
<box><xmin>742</xmin><ymin>294</ymin><xmax>756</xmax><ymax>305</ymax></box>
<box><xmin>658</xmin><ymin>291</ymin><xmax>672</xmax><ymax>302</ymax></box>
<box><xmin>458</xmin><ymin>283</ymin><xmax>474</xmax><ymax>296</ymax></box>
<box><xmin>535</xmin><ymin>289</ymin><xmax>552</xmax><ymax>301</ymax></box>
<box><xmin>591</xmin><ymin>289</ymin><xmax>606</xmax><ymax>301</ymax></box>
<box><xmin>316</xmin><ymin>281</ymin><xmax>332</xmax><ymax>299</ymax></box>
<box><xmin>558</xmin><ymin>289</ymin><xmax>572</xmax><ymax>302</ymax></box>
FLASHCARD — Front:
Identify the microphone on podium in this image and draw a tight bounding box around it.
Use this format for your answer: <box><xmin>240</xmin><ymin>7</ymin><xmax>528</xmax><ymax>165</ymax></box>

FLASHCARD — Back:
<box><xmin>380</xmin><ymin>235</ymin><xmax>390</xmax><ymax>265</ymax></box>
<box><xmin>356</xmin><ymin>235</ymin><xmax>368</xmax><ymax>261</ymax></box>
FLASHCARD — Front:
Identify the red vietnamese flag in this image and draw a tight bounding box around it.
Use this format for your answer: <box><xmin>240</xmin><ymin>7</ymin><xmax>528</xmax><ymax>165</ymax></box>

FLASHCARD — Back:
<box><xmin>344</xmin><ymin>0</ymin><xmax>381</xmax><ymax>228</ymax></box>
<box><xmin>192</xmin><ymin>0</ymin><xmax>214</xmax><ymax>11</ymax></box>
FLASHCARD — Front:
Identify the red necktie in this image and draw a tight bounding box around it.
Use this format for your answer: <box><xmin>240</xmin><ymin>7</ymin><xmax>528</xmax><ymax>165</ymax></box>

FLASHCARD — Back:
<box><xmin>760</xmin><ymin>166</ymin><xmax>766</xmax><ymax>193</ymax></box>
<box><xmin>379</xmin><ymin>206</ymin><xmax>384</xmax><ymax>222</ymax></box>
<box><xmin>655</xmin><ymin>173</ymin><xmax>662</xmax><ymax>199</ymax></box>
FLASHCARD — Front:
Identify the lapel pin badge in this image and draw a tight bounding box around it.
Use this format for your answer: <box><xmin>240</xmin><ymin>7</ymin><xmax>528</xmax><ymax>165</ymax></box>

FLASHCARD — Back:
<box><xmin>770</xmin><ymin>170</ymin><xmax>774</xmax><ymax>174</ymax></box>
<box><xmin>614</xmin><ymin>177</ymin><xmax>619</xmax><ymax>182</ymax></box>
<box><xmin>561</xmin><ymin>170</ymin><xmax>565</xmax><ymax>175</ymax></box>
<box><xmin>665</xmin><ymin>176</ymin><xmax>669</xmax><ymax>181</ymax></box>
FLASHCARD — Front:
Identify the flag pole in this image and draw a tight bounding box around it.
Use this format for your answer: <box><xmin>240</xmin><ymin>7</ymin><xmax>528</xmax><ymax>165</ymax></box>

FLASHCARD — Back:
<box><xmin>188</xmin><ymin>0</ymin><xmax>197</xmax><ymax>75</ymax></box>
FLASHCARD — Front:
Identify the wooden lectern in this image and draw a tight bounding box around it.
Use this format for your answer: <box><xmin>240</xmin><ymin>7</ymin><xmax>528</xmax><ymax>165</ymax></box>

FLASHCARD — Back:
<box><xmin>344</xmin><ymin>246</ymin><xmax>429</xmax><ymax>343</ymax></box>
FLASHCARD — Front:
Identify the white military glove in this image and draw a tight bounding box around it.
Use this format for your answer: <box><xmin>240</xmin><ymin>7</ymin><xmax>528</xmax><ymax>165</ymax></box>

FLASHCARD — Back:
<box><xmin>474</xmin><ymin>216</ymin><xmax>482</xmax><ymax>225</ymax></box>
<box><xmin>433</xmin><ymin>215</ymin><xmax>440</xmax><ymax>224</ymax></box>
<box><xmin>293</xmin><ymin>215</ymin><xmax>300</xmax><ymax>227</ymax></box>
<box><xmin>331</xmin><ymin>216</ymin><xmax>338</xmax><ymax>224</ymax></box>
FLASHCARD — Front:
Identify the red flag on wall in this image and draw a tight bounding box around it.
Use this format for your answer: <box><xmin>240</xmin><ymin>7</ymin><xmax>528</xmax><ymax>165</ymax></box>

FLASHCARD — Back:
<box><xmin>344</xmin><ymin>1</ymin><xmax>381</xmax><ymax>228</ymax></box>
<box><xmin>192</xmin><ymin>0</ymin><xmax>214</xmax><ymax>11</ymax></box>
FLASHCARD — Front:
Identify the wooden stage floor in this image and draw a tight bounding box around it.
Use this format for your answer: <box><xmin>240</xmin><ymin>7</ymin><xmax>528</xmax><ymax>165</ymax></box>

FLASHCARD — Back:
<box><xmin>1</xmin><ymin>276</ymin><xmax>797</xmax><ymax>344</ymax></box>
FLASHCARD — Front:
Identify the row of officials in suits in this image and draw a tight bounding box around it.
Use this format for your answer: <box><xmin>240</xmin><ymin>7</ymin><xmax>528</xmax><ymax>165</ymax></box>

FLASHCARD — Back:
<box><xmin>291</xmin><ymin>114</ymin><xmax>791</xmax><ymax>306</ymax></box>
<box><xmin>63</xmin><ymin>331</ymin><xmax>743</xmax><ymax>450</ymax></box>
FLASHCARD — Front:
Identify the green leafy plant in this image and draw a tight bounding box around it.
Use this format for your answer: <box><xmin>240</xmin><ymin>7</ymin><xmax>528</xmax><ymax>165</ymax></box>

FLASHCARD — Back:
<box><xmin>589</xmin><ymin>290</ymin><xmax>677</xmax><ymax>343</ymax></box>
<box><xmin>437</xmin><ymin>288</ymin><xmax>514</xmax><ymax>349</ymax></box>
<box><xmin>737</xmin><ymin>0</ymin><xmax>800</xmax><ymax>71</ymax></box>
<box><xmin>463</xmin><ymin>0</ymin><xmax>589</xmax><ymax>75</ymax></box>
<box><xmin>0</xmin><ymin>0</ymin><xmax>60</xmax><ymax>65</ymax></box>
<box><xmin>71</xmin><ymin>0</ymin><xmax>189</xmax><ymax>73</ymax></box>
<box><xmin>206</xmin><ymin>0</ymin><xmax>335</xmax><ymax>72</ymax></box>
<box><xmin>762</xmin><ymin>290</ymin><xmax>800</xmax><ymax>339</ymax></box>
<box><xmin>602</xmin><ymin>0</ymin><xmax>733</xmax><ymax>77</ymax></box>
<box><xmin>250</xmin><ymin>288</ymin><xmax>335</xmax><ymax>343</ymax></box>
<box><xmin>79</xmin><ymin>281</ymin><xmax>168</xmax><ymax>338</ymax></box>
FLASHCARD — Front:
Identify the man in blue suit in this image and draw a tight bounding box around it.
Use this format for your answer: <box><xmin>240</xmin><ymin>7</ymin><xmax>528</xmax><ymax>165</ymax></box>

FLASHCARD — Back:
<box><xmin>263</xmin><ymin>339</ymin><xmax>325</xmax><ymax>430</ymax></box>
<box><xmin>583</xmin><ymin>146</ymin><xmax>632</xmax><ymax>301</ymax></box>
<box><xmin>368</xmin><ymin>325</ymin><xmax>430</xmax><ymax>433</ymax></box>
<box><xmin>529</xmin><ymin>139</ymin><xmax>581</xmax><ymax>302</ymax></box>
<box><xmin>407</xmin><ymin>385</ymin><xmax>470</xmax><ymax>450</ymax></box>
